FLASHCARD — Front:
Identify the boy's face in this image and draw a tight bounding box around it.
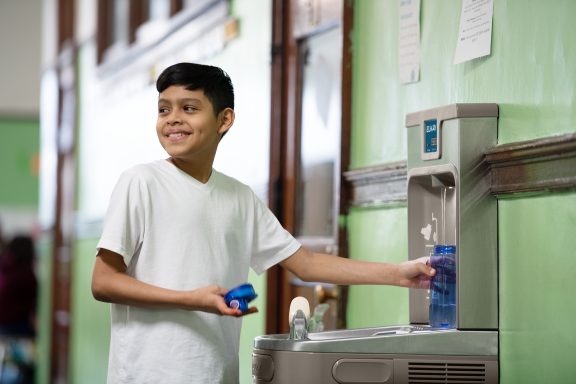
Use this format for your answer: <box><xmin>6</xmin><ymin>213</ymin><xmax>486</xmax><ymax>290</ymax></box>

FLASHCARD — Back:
<box><xmin>156</xmin><ymin>85</ymin><xmax>232</xmax><ymax>163</ymax></box>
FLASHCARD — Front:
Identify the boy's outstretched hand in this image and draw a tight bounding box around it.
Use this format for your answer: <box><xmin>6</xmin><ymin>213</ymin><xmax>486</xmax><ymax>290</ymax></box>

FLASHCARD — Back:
<box><xmin>395</xmin><ymin>257</ymin><xmax>435</xmax><ymax>289</ymax></box>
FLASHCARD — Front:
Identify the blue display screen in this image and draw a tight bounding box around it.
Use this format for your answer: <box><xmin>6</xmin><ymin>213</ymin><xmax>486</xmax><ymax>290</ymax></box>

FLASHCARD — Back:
<box><xmin>424</xmin><ymin>119</ymin><xmax>438</xmax><ymax>153</ymax></box>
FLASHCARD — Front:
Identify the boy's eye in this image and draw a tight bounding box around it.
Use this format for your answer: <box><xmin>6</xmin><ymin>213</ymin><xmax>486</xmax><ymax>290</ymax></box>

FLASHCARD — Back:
<box><xmin>158</xmin><ymin>107</ymin><xmax>169</xmax><ymax>114</ymax></box>
<box><xmin>183</xmin><ymin>105</ymin><xmax>198</xmax><ymax>112</ymax></box>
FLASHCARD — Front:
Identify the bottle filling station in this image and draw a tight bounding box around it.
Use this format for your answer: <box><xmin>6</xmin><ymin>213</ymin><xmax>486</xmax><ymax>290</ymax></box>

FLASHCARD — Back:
<box><xmin>253</xmin><ymin>104</ymin><xmax>500</xmax><ymax>384</ymax></box>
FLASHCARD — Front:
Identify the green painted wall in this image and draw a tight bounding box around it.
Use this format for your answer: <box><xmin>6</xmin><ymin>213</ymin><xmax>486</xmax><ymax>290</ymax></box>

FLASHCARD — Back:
<box><xmin>499</xmin><ymin>193</ymin><xmax>576</xmax><ymax>383</ymax></box>
<box><xmin>0</xmin><ymin>118</ymin><xmax>39</xmax><ymax>207</ymax></box>
<box><xmin>347</xmin><ymin>207</ymin><xmax>409</xmax><ymax>327</ymax></box>
<box><xmin>348</xmin><ymin>0</ymin><xmax>576</xmax><ymax>381</ymax></box>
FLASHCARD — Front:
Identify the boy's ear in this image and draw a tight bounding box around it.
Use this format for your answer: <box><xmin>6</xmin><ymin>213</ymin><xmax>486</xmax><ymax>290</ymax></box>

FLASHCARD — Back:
<box><xmin>218</xmin><ymin>108</ymin><xmax>235</xmax><ymax>136</ymax></box>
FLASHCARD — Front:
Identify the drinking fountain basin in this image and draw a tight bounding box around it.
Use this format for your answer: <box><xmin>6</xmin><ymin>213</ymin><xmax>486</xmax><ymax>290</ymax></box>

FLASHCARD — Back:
<box><xmin>253</xmin><ymin>326</ymin><xmax>498</xmax><ymax>383</ymax></box>
<box><xmin>254</xmin><ymin>325</ymin><xmax>497</xmax><ymax>355</ymax></box>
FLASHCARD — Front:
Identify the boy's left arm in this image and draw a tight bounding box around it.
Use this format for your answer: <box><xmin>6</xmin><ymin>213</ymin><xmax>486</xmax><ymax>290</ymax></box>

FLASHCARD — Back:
<box><xmin>280</xmin><ymin>247</ymin><xmax>434</xmax><ymax>289</ymax></box>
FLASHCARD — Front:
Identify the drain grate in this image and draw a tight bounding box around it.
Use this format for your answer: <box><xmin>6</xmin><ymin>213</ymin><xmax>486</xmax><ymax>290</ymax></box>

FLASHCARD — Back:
<box><xmin>407</xmin><ymin>361</ymin><xmax>487</xmax><ymax>383</ymax></box>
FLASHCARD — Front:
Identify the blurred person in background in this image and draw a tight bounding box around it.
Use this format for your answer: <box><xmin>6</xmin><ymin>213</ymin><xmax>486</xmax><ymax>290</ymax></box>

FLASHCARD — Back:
<box><xmin>0</xmin><ymin>235</ymin><xmax>38</xmax><ymax>337</ymax></box>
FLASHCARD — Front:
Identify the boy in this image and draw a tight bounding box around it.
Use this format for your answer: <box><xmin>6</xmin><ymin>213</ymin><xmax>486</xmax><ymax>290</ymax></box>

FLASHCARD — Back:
<box><xmin>91</xmin><ymin>62</ymin><xmax>434</xmax><ymax>383</ymax></box>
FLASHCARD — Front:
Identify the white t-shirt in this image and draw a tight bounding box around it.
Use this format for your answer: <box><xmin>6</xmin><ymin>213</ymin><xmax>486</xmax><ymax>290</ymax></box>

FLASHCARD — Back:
<box><xmin>97</xmin><ymin>160</ymin><xmax>301</xmax><ymax>384</ymax></box>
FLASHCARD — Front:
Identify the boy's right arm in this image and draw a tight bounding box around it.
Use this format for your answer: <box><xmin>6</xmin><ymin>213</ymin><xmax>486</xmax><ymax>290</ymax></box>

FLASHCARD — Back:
<box><xmin>91</xmin><ymin>248</ymin><xmax>246</xmax><ymax>316</ymax></box>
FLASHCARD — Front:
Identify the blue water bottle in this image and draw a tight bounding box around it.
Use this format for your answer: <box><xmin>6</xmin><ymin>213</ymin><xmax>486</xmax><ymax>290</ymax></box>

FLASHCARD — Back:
<box><xmin>224</xmin><ymin>283</ymin><xmax>257</xmax><ymax>313</ymax></box>
<box><xmin>429</xmin><ymin>245</ymin><xmax>456</xmax><ymax>328</ymax></box>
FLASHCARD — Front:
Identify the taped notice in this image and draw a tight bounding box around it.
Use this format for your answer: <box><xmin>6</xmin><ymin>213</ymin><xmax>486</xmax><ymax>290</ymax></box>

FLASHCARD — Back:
<box><xmin>454</xmin><ymin>0</ymin><xmax>494</xmax><ymax>64</ymax></box>
<box><xmin>399</xmin><ymin>0</ymin><xmax>421</xmax><ymax>84</ymax></box>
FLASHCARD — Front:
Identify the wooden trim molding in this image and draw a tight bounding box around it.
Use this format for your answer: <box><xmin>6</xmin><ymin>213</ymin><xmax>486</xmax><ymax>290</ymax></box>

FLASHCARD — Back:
<box><xmin>486</xmin><ymin>133</ymin><xmax>576</xmax><ymax>196</ymax></box>
<box><xmin>344</xmin><ymin>133</ymin><xmax>576</xmax><ymax>207</ymax></box>
<box><xmin>344</xmin><ymin>161</ymin><xmax>408</xmax><ymax>207</ymax></box>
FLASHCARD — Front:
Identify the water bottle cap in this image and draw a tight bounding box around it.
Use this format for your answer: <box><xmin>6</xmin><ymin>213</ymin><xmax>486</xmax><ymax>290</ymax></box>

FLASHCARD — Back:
<box><xmin>433</xmin><ymin>245</ymin><xmax>456</xmax><ymax>254</ymax></box>
<box><xmin>229</xmin><ymin>299</ymin><xmax>240</xmax><ymax>309</ymax></box>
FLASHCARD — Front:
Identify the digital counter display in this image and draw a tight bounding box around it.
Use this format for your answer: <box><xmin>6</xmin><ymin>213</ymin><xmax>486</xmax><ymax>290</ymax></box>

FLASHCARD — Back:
<box><xmin>424</xmin><ymin>119</ymin><xmax>438</xmax><ymax>153</ymax></box>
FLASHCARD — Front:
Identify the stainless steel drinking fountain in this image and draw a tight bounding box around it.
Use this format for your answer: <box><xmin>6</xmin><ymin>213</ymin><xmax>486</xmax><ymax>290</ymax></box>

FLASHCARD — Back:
<box><xmin>253</xmin><ymin>104</ymin><xmax>499</xmax><ymax>384</ymax></box>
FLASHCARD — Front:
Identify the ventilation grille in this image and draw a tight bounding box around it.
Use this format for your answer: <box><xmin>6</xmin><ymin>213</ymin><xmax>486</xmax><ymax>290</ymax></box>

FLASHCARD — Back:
<box><xmin>407</xmin><ymin>361</ymin><xmax>487</xmax><ymax>383</ymax></box>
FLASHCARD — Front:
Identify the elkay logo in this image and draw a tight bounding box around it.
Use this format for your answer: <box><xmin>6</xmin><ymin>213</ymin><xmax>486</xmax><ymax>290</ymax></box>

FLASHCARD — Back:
<box><xmin>425</xmin><ymin>122</ymin><xmax>437</xmax><ymax>133</ymax></box>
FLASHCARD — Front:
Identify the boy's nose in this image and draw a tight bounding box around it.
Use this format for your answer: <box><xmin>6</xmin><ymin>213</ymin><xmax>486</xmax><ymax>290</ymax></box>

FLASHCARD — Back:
<box><xmin>167</xmin><ymin>114</ymin><xmax>182</xmax><ymax>125</ymax></box>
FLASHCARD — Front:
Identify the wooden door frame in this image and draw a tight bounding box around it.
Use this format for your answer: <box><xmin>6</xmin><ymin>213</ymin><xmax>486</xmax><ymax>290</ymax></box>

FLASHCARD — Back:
<box><xmin>267</xmin><ymin>0</ymin><xmax>353</xmax><ymax>334</ymax></box>
<box><xmin>49</xmin><ymin>0</ymin><xmax>76</xmax><ymax>382</ymax></box>
<box><xmin>267</xmin><ymin>0</ymin><xmax>297</xmax><ymax>334</ymax></box>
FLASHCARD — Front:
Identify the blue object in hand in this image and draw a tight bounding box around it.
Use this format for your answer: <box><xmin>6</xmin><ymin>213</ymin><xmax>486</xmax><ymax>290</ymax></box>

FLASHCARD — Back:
<box><xmin>224</xmin><ymin>283</ymin><xmax>258</xmax><ymax>312</ymax></box>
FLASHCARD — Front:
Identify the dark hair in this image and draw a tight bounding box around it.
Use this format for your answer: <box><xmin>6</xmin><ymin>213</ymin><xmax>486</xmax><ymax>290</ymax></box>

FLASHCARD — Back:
<box><xmin>8</xmin><ymin>235</ymin><xmax>35</xmax><ymax>265</ymax></box>
<box><xmin>156</xmin><ymin>62</ymin><xmax>234</xmax><ymax>116</ymax></box>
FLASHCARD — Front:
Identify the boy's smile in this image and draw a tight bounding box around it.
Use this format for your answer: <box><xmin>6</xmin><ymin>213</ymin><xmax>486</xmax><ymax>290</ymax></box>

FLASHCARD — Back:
<box><xmin>156</xmin><ymin>85</ymin><xmax>234</xmax><ymax>180</ymax></box>
<box><xmin>164</xmin><ymin>130</ymin><xmax>190</xmax><ymax>142</ymax></box>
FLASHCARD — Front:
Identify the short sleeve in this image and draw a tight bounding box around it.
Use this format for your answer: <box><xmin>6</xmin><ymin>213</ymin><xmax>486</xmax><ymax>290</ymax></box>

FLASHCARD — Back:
<box><xmin>250</xmin><ymin>195</ymin><xmax>301</xmax><ymax>275</ymax></box>
<box><xmin>96</xmin><ymin>169</ymin><xmax>146</xmax><ymax>267</ymax></box>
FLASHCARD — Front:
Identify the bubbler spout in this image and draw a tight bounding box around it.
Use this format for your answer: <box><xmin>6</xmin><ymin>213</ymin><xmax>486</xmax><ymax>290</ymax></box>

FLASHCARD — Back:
<box><xmin>288</xmin><ymin>296</ymin><xmax>311</xmax><ymax>340</ymax></box>
<box><xmin>289</xmin><ymin>309</ymin><xmax>309</xmax><ymax>340</ymax></box>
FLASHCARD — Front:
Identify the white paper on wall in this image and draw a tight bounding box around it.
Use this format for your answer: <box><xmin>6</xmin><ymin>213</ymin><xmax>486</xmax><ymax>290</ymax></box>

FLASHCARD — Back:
<box><xmin>453</xmin><ymin>0</ymin><xmax>494</xmax><ymax>64</ymax></box>
<box><xmin>399</xmin><ymin>0</ymin><xmax>421</xmax><ymax>84</ymax></box>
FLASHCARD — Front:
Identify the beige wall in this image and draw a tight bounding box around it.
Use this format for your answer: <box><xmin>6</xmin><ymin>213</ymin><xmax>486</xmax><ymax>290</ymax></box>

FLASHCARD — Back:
<box><xmin>0</xmin><ymin>0</ymin><xmax>42</xmax><ymax>116</ymax></box>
